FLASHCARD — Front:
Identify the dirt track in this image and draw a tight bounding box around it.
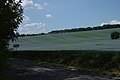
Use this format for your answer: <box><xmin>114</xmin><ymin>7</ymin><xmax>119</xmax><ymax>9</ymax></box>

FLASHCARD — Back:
<box><xmin>8</xmin><ymin>58</ymin><xmax>120</xmax><ymax>80</ymax></box>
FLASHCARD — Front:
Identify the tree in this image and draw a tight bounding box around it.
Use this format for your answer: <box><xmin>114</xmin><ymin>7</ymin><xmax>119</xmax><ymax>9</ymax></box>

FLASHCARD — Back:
<box><xmin>0</xmin><ymin>0</ymin><xmax>23</xmax><ymax>70</ymax></box>
<box><xmin>111</xmin><ymin>31</ymin><xmax>120</xmax><ymax>39</ymax></box>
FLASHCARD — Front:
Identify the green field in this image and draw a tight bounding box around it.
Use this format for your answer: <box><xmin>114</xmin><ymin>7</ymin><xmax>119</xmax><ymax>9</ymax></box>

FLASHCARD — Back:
<box><xmin>9</xmin><ymin>28</ymin><xmax>120</xmax><ymax>51</ymax></box>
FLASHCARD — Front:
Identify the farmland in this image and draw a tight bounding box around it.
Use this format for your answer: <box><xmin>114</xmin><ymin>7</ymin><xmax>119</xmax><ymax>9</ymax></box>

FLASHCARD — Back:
<box><xmin>9</xmin><ymin>28</ymin><xmax>120</xmax><ymax>78</ymax></box>
<box><xmin>9</xmin><ymin>28</ymin><xmax>120</xmax><ymax>51</ymax></box>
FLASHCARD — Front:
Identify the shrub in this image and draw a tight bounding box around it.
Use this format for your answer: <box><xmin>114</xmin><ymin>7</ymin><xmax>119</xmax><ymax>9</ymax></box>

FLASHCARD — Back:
<box><xmin>111</xmin><ymin>31</ymin><xmax>120</xmax><ymax>39</ymax></box>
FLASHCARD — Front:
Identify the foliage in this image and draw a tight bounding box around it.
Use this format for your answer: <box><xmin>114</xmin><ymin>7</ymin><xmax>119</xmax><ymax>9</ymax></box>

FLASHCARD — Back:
<box><xmin>0</xmin><ymin>0</ymin><xmax>23</xmax><ymax>50</ymax></box>
<box><xmin>0</xmin><ymin>0</ymin><xmax>23</xmax><ymax>78</ymax></box>
<box><xmin>111</xmin><ymin>31</ymin><xmax>120</xmax><ymax>39</ymax></box>
<box><xmin>10</xmin><ymin>50</ymin><xmax>120</xmax><ymax>77</ymax></box>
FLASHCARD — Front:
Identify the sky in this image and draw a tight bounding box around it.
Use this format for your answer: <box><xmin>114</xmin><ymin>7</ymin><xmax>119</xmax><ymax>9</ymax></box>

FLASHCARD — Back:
<box><xmin>17</xmin><ymin>0</ymin><xmax>120</xmax><ymax>34</ymax></box>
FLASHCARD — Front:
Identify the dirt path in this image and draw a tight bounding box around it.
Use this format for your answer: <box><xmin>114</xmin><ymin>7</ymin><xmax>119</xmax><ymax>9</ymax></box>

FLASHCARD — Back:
<box><xmin>8</xmin><ymin>58</ymin><xmax>119</xmax><ymax>80</ymax></box>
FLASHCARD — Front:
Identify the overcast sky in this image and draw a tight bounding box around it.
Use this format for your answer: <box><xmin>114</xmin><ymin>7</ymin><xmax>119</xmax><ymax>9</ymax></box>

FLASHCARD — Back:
<box><xmin>18</xmin><ymin>0</ymin><xmax>120</xmax><ymax>34</ymax></box>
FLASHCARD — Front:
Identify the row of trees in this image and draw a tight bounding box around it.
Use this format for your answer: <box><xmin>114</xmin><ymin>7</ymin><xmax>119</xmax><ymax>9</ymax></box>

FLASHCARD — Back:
<box><xmin>17</xmin><ymin>33</ymin><xmax>46</xmax><ymax>37</ymax></box>
<box><xmin>49</xmin><ymin>24</ymin><xmax>120</xmax><ymax>34</ymax></box>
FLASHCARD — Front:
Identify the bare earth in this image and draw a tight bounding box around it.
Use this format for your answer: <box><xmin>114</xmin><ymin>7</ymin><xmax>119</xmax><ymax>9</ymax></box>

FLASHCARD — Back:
<box><xmin>8</xmin><ymin>58</ymin><xmax>120</xmax><ymax>80</ymax></box>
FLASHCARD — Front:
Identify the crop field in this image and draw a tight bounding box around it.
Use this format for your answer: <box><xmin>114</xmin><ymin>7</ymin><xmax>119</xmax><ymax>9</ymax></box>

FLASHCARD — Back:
<box><xmin>9</xmin><ymin>28</ymin><xmax>120</xmax><ymax>51</ymax></box>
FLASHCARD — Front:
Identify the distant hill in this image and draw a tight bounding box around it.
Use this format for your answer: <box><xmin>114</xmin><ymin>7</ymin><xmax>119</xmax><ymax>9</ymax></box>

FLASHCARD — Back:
<box><xmin>9</xmin><ymin>28</ymin><xmax>120</xmax><ymax>51</ymax></box>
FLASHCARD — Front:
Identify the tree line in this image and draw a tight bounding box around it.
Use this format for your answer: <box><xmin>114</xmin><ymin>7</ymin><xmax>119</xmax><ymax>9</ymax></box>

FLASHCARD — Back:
<box><xmin>18</xmin><ymin>24</ymin><xmax>120</xmax><ymax>37</ymax></box>
<box><xmin>48</xmin><ymin>24</ymin><xmax>120</xmax><ymax>34</ymax></box>
<box><xmin>17</xmin><ymin>33</ymin><xmax>46</xmax><ymax>37</ymax></box>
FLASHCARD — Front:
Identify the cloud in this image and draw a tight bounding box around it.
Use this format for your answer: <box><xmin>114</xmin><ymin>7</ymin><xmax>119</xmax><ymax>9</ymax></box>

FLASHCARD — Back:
<box><xmin>44</xmin><ymin>2</ymin><xmax>49</xmax><ymax>6</ymax></box>
<box><xmin>22</xmin><ymin>0</ymin><xmax>34</xmax><ymax>9</ymax></box>
<box><xmin>34</xmin><ymin>3</ymin><xmax>43</xmax><ymax>10</ymax></box>
<box><xmin>101</xmin><ymin>20</ymin><xmax>120</xmax><ymax>26</ymax></box>
<box><xmin>19</xmin><ymin>0</ymin><xmax>47</xmax><ymax>10</ymax></box>
<box><xmin>45</xmin><ymin>14</ymin><xmax>52</xmax><ymax>18</ymax></box>
<box><xmin>23</xmin><ymin>15</ymin><xmax>30</xmax><ymax>23</ymax></box>
<box><xmin>109</xmin><ymin>20</ymin><xmax>120</xmax><ymax>24</ymax></box>
<box><xmin>18</xmin><ymin>23</ymin><xmax>46</xmax><ymax>34</ymax></box>
<box><xmin>18</xmin><ymin>16</ymin><xmax>46</xmax><ymax>34</ymax></box>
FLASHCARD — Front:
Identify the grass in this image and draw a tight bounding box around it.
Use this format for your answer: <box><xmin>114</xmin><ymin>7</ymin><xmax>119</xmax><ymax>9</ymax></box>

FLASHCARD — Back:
<box><xmin>10</xmin><ymin>50</ymin><xmax>120</xmax><ymax>78</ymax></box>
<box><xmin>9</xmin><ymin>28</ymin><xmax>120</xmax><ymax>51</ymax></box>
<box><xmin>95</xmin><ymin>44</ymin><xmax>104</xmax><ymax>46</ymax></box>
<box><xmin>8</xmin><ymin>28</ymin><xmax>120</xmax><ymax>79</ymax></box>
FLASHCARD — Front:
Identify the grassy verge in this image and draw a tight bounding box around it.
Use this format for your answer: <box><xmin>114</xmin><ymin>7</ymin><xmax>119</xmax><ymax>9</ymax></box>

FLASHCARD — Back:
<box><xmin>10</xmin><ymin>50</ymin><xmax>120</xmax><ymax>78</ymax></box>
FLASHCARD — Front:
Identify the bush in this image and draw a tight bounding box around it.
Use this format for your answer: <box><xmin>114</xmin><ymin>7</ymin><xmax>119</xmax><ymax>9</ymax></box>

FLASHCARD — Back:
<box><xmin>111</xmin><ymin>31</ymin><xmax>120</xmax><ymax>39</ymax></box>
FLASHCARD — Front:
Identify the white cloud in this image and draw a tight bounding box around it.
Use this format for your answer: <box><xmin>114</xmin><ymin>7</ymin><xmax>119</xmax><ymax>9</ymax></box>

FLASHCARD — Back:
<box><xmin>19</xmin><ymin>0</ymin><xmax>46</xmax><ymax>10</ymax></box>
<box><xmin>101</xmin><ymin>20</ymin><xmax>120</xmax><ymax>26</ymax></box>
<box><xmin>45</xmin><ymin>14</ymin><xmax>52</xmax><ymax>18</ymax></box>
<box><xmin>23</xmin><ymin>15</ymin><xmax>30</xmax><ymax>23</ymax></box>
<box><xmin>15</xmin><ymin>0</ymin><xmax>50</xmax><ymax>34</ymax></box>
<box><xmin>34</xmin><ymin>3</ymin><xmax>43</xmax><ymax>10</ymax></box>
<box><xmin>22</xmin><ymin>0</ymin><xmax>34</xmax><ymax>9</ymax></box>
<box><xmin>18</xmin><ymin>23</ymin><xmax>46</xmax><ymax>34</ymax></box>
<box><xmin>109</xmin><ymin>20</ymin><xmax>120</xmax><ymax>24</ymax></box>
